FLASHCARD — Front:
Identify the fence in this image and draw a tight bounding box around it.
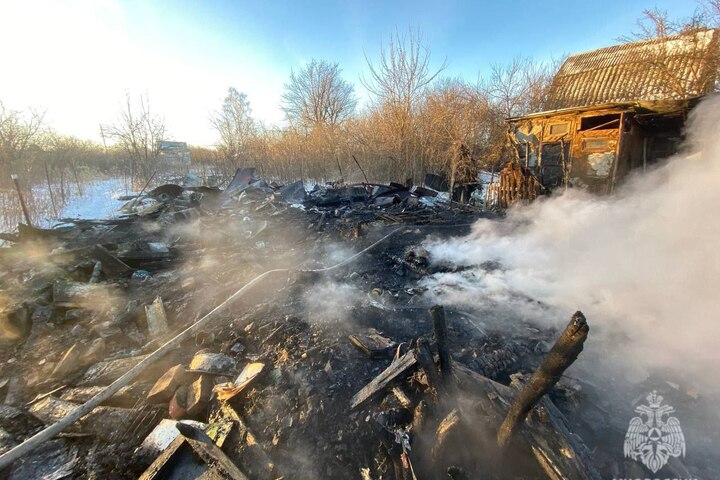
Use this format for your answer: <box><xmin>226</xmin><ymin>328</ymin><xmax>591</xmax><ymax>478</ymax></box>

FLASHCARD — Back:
<box><xmin>485</xmin><ymin>162</ymin><xmax>543</xmax><ymax>208</ymax></box>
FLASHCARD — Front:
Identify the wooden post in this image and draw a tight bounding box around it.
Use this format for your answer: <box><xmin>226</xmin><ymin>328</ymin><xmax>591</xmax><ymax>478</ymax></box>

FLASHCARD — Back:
<box><xmin>416</xmin><ymin>338</ymin><xmax>441</xmax><ymax>390</ymax></box>
<box><xmin>11</xmin><ymin>174</ymin><xmax>32</xmax><ymax>226</ymax></box>
<box><xmin>608</xmin><ymin>112</ymin><xmax>624</xmax><ymax>194</ymax></box>
<box><xmin>501</xmin><ymin>173</ymin><xmax>505</xmax><ymax>208</ymax></box>
<box><xmin>335</xmin><ymin>156</ymin><xmax>344</xmax><ymax>181</ymax></box>
<box><xmin>497</xmin><ymin>311</ymin><xmax>589</xmax><ymax>448</ymax></box>
<box><xmin>429</xmin><ymin>305</ymin><xmax>452</xmax><ymax>383</ymax></box>
<box><xmin>485</xmin><ymin>164</ymin><xmax>495</xmax><ymax>208</ymax></box>
<box><xmin>352</xmin><ymin>154</ymin><xmax>369</xmax><ymax>184</ymax></box>
<box><xmin>560</xmin><ymin>138</ymin><xmax>569</xmax><ymax>193</ymax></box>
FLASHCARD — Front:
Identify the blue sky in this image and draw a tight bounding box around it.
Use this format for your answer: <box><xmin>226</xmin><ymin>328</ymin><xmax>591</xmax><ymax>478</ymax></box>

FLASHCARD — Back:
<box><xmin>0</xmin><ymin>0</ymin><xmax>698</xmax><ymax>145</ymax></box>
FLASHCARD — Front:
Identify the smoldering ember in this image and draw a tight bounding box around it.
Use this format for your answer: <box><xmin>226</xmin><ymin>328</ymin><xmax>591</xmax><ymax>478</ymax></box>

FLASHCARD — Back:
<box><xmin>2</xmin><ymin>6</ymin><xmax>720</xmax><ymax>480</ymax></box>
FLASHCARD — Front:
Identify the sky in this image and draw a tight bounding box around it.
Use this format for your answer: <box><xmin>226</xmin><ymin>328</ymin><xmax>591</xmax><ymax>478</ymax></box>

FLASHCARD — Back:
<box><xmin>0</xmin><ymin>0</ymin><xmax>699</xmax><ymax>147</ymax></box>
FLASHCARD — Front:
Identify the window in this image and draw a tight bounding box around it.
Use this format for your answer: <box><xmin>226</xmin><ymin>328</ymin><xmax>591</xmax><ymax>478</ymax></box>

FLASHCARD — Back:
<box><xmin>584</xmin><ymin>138</ymin><xmax>611</xmax><ymax>150</ymax></box>
<box><xmin>549</xmin><ymin>123</ymin><xmax>569</xmax><ymax>135</ymax></box>
<box><xmin>579</xmin><ymin>114</ymin><xmax>620</xmax><ymax>131</ymax></box>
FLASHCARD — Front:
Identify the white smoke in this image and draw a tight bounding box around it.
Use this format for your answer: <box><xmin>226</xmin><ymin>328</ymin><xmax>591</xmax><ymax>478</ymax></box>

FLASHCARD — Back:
<box><xmin>422</xmin><ymin>95</ymin><xmax>720</xmax><ymax>390</ymax></box>
<box><xmin>302</xmin><ymin>280</ymin><xmax>362</xmax><ymax>326</ymax></box>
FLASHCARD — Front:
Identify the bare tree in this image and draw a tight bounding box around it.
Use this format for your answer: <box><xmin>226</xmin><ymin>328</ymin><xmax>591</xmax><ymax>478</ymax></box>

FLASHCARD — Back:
<box><xmin>362</xmin><ymin>29</ymin><xmax>446</xmax><ymax>115</ymax></box>
<box><xmin>620</xmin><ymin>1</ymin><xmax>720</xmax><ymax>41</ymax></box>
<box><xmin>44</xmin><ymin>133</ymin><xmax>99</xmax><ymax>196</ymax></box>
<box><xmin>700</xmin><ymin>0</ymin><xmax>720</xmax><ymax>27</ymax></box>
<box><xmin>361</xmin><ymin>29</ymin><xmax>446</xmax><ymax>180</ymax></box>
<box><xmin>0</xmin><ymin>101</ymin><xmax>45</xmax><ymax>176</ymax></box>
<box><xmin>211</xmin><ymin>87</ymin><xmax>256</xmax><ymax>172</ymax></box>
<box><xmin>420</xmin><ymin>78</ymin><xmax>505</xmax><ymax>172</ymax></box>
<box><xmin>103</xmin><ymin>93</ymin><xmax>166</xmax><ymax>183</ymax></box>
<box><xmin>281</xmin><ymin>60</ymin><xmax>357</xmax><ymax>128</ymax></box>
<box><xmin>615</xmin><ymin>3</ymin><xmax>720</xmax><ymax>98</ymax></box>
<box><xmin>486</xmin><ymin>56</ymin><xmax>560</xmax><ymax>118</ymax></box>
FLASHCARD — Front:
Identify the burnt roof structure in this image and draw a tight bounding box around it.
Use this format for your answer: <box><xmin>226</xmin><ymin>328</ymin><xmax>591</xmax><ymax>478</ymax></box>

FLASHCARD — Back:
<box><xmin>501</xmin><ymin>30</ymin><xmax>720</xmax><ymax>199</ymax></box>
<box><xmin>546</xmin><ymin>28</ymin><xmax>720</xmax><ymax>110</ymax></box>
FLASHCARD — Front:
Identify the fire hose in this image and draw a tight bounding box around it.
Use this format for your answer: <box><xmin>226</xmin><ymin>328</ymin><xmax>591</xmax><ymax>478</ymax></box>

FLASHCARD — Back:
<box><xmin>0</xmin><ymin>226</ymin><xmax>405</xmax><ymax>470</ymax></box>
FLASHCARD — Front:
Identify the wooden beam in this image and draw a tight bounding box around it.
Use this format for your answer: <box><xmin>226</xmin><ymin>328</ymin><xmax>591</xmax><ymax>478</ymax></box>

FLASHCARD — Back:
<box><xmin>497</xmin><ymin>311</ymin><xmax>589</xmax><ymax>448</ymax></box>
<box><xmin>351</xmin><ymin>350</ymin><xmax>417</xmax><ymax>410</ymax></box>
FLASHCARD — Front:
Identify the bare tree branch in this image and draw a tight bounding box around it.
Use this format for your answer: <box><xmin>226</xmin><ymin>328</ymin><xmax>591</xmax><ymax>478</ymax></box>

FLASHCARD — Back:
<box><xmin>102</xmin><ymin>93</ymin><xmax>166</xmax><ymax>183</ymax></box>
<box><xmin>0</xmin><ymin>101</ymin><xmax>45</xmax><ymax>174</ymax></box>
<box><xmin>281</xmin><ymin>60</ymin><xmax>357</xmax><ymax>128</ymax></box>
<box><xmin>211</xmin><ymin>87</ymin><xmax>256</xmax><ymax>171</ymax></box>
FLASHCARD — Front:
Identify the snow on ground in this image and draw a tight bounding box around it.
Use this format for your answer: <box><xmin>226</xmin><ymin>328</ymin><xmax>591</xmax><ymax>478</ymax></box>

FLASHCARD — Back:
<box><xmin>0</xmin><ymin>177</ymin><xmax>130</xmax><ymax>233</ymax></box>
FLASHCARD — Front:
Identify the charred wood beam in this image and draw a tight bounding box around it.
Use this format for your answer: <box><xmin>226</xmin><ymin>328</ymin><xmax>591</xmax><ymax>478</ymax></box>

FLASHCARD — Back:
<box><xmin>415</xmin><ymin>338</ymin><xmax>441</xmax><ymax>392</ymax></box>
<box><xmin>430</xmin><ymin>306</ymin><xmax>452</xmax><ymax>384</ymax></box>
<box><xmin>175</xmin><ymin>423</ymin><xmax>249</xmax><ymax>480</ymax></box>
<box><xmin>496</xmin><ymin>311</ymin><xmax>589</xmax><ymax>449</ymax></box>
<box><xmin>92</xmin><ymin>244</ymin><xmax>132</xmax><ymax>278</ymax></box>
<box><xmin>431</xmin><ymin>408</ymin><xmax>460</xmax><ymax>463</ymax></box>
<box><xmin>138</xmin><ymin>435</ymin><xmax>186</xmax><ymax>480</ymax></box>
<box><xmin>453</xmin><ymin>362</ymin><xmax>601</xmax><ymax>480</ymax></box>
<box><xmin>214</xmin><ymin>402</ymin><xmax>277</xmax><ymax>480</ymax></box>
<box><xmin>0</xmin><ymin>227</ymin><xmax>404</xmax><ymax>469</ymax></box>
<box><xmin>351</xmin><ymin>350</ymin><xmax>417</xmax><ymax>410</ymax></box>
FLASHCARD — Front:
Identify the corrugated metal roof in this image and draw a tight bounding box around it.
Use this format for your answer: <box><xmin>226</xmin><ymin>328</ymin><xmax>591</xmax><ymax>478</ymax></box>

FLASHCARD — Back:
<box><xmin>546</xmin><ymin>29</ymin><xmax>720</xmax><ymax>109</ymax></box>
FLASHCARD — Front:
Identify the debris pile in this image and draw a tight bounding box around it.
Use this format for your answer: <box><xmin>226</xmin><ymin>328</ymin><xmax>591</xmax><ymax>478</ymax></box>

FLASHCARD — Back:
<box><xmin>0</xmin><ymin>169</ymin><xmax>715</xmax><ymax>479</ymax></box>
<box><xmin>485</xmin><ymin>162</ymin><xmax>544</xmax><ymax>208</ymax></box>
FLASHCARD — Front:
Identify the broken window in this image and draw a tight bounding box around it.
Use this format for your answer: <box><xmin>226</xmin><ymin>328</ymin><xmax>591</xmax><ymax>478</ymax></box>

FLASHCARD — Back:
<box><xmin>549</xmin><ymin>123</ymin><xmax>569</xmax><ymax>135</ymax></box>
<box><xmin>540</xmin><ymin>142</ymin><xmax>570</xmax><ymax>188</ymax></box>
<box><xmin>579</xmin><ymin>114</ymin><xmax>620</xmax><ymax>131</ymax></box>
<box><xmin>516</xmin><ymin>142</ymin><xmax>538</xmax><ymax>167</ymax></box>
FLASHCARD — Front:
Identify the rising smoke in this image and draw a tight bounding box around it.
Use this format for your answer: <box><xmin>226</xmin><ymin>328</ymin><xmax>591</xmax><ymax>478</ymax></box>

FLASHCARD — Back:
<box><xmin>302</xmin><ymin>279</ymin><xmax>363</xmax><ymax>326</ymax></box>
<box><xmin>422</xmin><ymin>95</ymin><xmax>720</xmax><ymax>391</ymax></box>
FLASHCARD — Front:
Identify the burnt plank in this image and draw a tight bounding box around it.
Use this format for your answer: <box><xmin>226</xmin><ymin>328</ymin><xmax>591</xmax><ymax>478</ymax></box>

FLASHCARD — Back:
<box><xmin>350</xmin><ymin>350</ymin><xmax>417</xmax><ymax>410</ymax></box>
<box><xmin>349</xmin><ymin>330</ymin><xmax>395</xmax><ymax>358</ymax></box>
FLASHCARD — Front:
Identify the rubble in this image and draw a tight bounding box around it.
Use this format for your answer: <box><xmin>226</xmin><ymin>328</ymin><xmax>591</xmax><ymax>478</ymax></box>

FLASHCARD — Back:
<box><xmin>214</xmin><ymin>362</ymin><xmax>265</xmax><ymax>401</ymax></box>
<box><xmin>0</xmin><ymin>168</ymin><xmax>716</xmax><ymax>479</ymax></box>
<box><xmin>188</xmin><ymin>351</ymin><xmax>236</xmax><ymax>375</ymax></box>
<box><xmin>175</xmin><ymin>422</ymin><xmax>249</xmax><ymax>480</ymax></box>
<box><xmin>0</xmin><ymin>303</ymin><xmax>31</xmax><ymax>344</ymax></box>
<box><xmin>349</xmin><ymin>329</ymin><xmax>396</xmax><ymax>358</ymax></box>
<box><xmin>146</xmin><ymin>365</ymin><xmax>189</xmax><ymax>404</ymax></box>
<box><xmin>184</xmin><ymin>375</ymin><xmax>213</xmax><ymax>418</ymax></box>
<box><xmin>350</xmin><ymin>349</ymin><xmax>418</xmax><ymax>410</ymax></box>
<box><xmin>29</xmin><ymin>396</ymin><xmax>135</xmax><ymax>441</ymax></box>
<box><xmin>497</xmin><ymin>311</ymin><xmax>589</xmax><ymax>448</ymax></box>
<box><xmin>145</xmin><ymin>297</ymin><xmax>169</xmax><ymax>337</ymax></box>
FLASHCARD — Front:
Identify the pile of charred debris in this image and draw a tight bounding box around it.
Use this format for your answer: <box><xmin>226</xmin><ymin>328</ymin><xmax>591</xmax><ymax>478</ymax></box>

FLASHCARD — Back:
<box><xmin>0</xmin><ymin>168</ymin><xmax>712</xmax><ymax>479</ymax></box>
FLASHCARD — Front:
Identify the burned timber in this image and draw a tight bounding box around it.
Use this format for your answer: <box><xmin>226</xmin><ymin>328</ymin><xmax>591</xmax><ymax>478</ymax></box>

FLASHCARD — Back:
<box><xmin>2</xmin><ymin>28</ymin><xmax>720</xmax><ymax>480</ymax></box>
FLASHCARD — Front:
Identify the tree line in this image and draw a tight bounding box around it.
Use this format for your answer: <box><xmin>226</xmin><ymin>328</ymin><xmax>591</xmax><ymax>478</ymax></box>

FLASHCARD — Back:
<box><xmin>2</xmin><ymin>3</ymin><xmax>719</xmax><ymax>191</ymax></box>
<box><xmin>178</xmin><ymin>1</ymin><xmax>720</xmax><ymax>186</ymax></box>
<box><xmin>200</xmin><ymin>30</ymin><xmax>560</xmax><ymax>185</ymax></box>
<box><xmin>0</xmin><ymin>102</ymin><xmax>122</xmax><ymax>190</ymax></box>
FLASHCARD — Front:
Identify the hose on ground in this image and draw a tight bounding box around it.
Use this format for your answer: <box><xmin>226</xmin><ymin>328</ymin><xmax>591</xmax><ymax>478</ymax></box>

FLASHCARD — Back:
<box><xmin>0</xmin><ymin>227</ymin><xmax>404</xmax><ymax>470</ymax></box>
